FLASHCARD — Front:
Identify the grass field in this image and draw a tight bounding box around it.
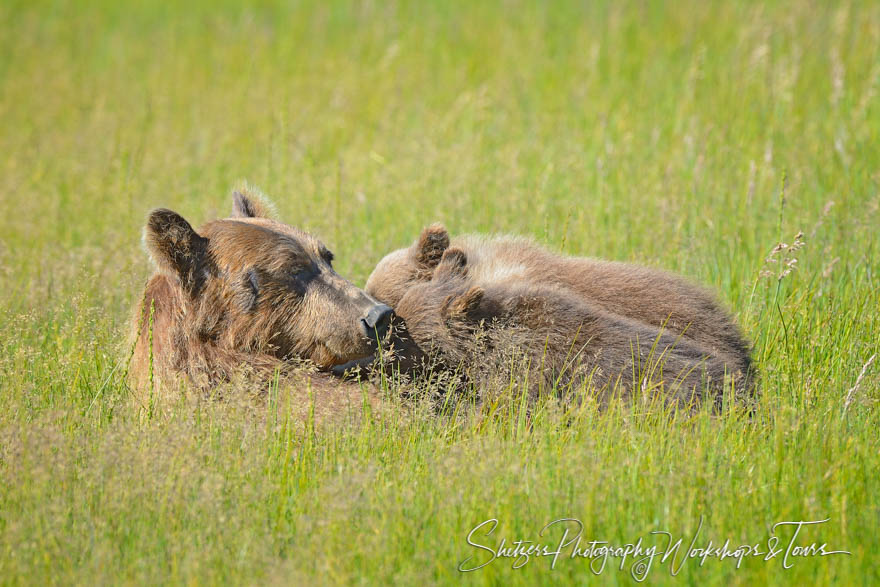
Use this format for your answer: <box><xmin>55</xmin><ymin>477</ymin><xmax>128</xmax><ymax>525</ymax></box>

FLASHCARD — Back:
<box><xmin>1</xmin><ymin>0</ymin><xmax>879</xmax><ymax>584</ymax></box>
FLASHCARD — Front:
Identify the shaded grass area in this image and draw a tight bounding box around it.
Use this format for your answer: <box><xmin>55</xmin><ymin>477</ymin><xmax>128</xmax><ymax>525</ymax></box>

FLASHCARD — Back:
<box><xmin>1</xmin><ymin>0</ymin><xmax>878</xmax><ymax>584</ymax></box>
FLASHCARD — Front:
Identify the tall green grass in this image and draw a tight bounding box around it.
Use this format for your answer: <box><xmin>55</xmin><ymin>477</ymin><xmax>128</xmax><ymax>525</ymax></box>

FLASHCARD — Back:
<box><xmin>1</xmin><ymin>0</ymin><xmax>878</xmax><ymax>584</ymax></box>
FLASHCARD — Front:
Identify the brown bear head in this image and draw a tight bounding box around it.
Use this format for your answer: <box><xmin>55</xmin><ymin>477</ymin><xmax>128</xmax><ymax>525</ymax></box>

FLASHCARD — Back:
<box><xmin>143</xmin><ymin>191</ymin><xmax>392</xmax><ymax>370</ymax></box>
<box><xmin>364</xmin><ymin>223</ymin><xmax>450</xmax><ymax>307</ymax></box>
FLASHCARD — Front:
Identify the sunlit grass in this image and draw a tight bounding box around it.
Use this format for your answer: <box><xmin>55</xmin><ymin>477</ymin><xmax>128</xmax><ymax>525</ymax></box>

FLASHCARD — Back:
<box><xmin>1</xmin><ymin>0</ymin><xmax>878</xmax><ymax>584</ymax></box>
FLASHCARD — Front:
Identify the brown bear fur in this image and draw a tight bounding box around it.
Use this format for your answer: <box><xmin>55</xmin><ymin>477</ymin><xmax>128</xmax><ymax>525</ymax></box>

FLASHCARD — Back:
<box><xmin>392</xmin><ymin>249</ymin><xmax>749</xmax><ymax>407</ymax></box>
<box><xmin>366</xmin><ymin>225</ymin><xmax>753</xmax><ymax>379</ymax></box>
<box><xmin>129</xmin><ymin>190</ymin><xmax>389</xmax><ymax>410</ymax></box>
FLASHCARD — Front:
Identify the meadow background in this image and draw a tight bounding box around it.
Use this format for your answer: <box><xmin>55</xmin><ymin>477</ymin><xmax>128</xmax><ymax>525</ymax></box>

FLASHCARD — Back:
<box><xmin>1</xmin><ymin>0</ymin><xmax>878</xmax><ymax>584</ymax></box>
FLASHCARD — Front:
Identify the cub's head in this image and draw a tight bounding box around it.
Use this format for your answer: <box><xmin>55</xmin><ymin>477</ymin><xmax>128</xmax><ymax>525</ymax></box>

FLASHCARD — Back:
<box><xmin>365</xmin><ymin>223</ymin><xmax>451</xmax><ymax>307</ymax></box>
<box><xmin>143</xmin><ymin>191</ymin><xmax>392</xmax><ymax>369</ymax></box>
<box><xmin>393</xmin><ymin>248</ymin><xmax>487</xmax><ymax>359</ymax></box>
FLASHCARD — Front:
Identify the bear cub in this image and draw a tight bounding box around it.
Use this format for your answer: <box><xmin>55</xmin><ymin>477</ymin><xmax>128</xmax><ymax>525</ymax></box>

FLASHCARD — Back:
<box><xmin>367</xmin><ymin>225</ymin><xmax>754</xmax><ymax>405</ymax></box>
<box><xmin>393</xmin><ymin>248</ymin><xmax>746</xmax><ymax>406</ymax></box>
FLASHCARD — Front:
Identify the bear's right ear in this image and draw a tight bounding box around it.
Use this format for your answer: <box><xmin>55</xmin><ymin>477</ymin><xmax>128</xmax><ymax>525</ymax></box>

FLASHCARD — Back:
<box><xmin>144</xmin><ymin>209</ymin><xmax>210</xmax><ymax>294</ymax></box>
<box><xmin>433</xmin><ymin>248</ymin><xmax>468</xmax><ymax>281</ymax></box>
<box><xmin>232</xmin><ymin>191</ymin><xmax>273</xmax><ymax>218</ymax></box>
<box><xmin>442</xmin><ymin>286</ymin><xmax>484</xmax><ymax>322</ymax></box>
<box><xmin>414</xmin><ymin>223</ymin><xmax>450</xmax><ymax>270</ymax></box>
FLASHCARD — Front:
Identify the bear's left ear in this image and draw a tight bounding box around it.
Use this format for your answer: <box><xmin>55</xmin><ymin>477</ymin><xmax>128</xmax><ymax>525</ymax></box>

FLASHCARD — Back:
<box><xmin>144</xmin><ymin>209</ymin><xmax>211</xmax><ymax>294</ymax></box>
<box><xmin>232</xmin><ymin>191</ymin><xmax>273</xmax><ymax>218</ymax></box>
<box><xmin>442</xmin><ymin>286</ymin><xmax>484</xmax><ymax>321</ymax></box>
<box><xmin>415</xmin><ymin>223</ymin><xmax>450</xmax><ymax>270</ymax></box>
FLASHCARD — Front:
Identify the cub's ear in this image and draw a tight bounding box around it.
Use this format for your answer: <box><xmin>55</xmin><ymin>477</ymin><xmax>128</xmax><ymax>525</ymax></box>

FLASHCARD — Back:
<box><xmin>442</xmin><ymin>286</ymin><xmax>484</xmax><ymax>321</ymax></box>
<box><xmin>414</xmin><ymin>223</ymin><xmax>450</xmax><ymax>270</ymax></box>
<box><xmin>144</xmin><ymin>209</ymin><xmax>210</xmax><ymax>294</ymax></box>
<box><xmin>232</xmin><ymin>191</ymin><xmax>273</xmax><ymax>218</ymax></box>
<box><xmin>433</xmin><ymin>248</ymin><xmax>468</xmax><ymax>281</ymax></box>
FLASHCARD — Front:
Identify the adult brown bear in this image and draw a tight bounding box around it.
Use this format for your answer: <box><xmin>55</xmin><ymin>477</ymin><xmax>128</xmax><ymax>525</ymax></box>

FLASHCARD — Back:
<box><xmin>129</xmin><ymin>190</ymin><xmax>392</xmax><ymax>410</ymax></box>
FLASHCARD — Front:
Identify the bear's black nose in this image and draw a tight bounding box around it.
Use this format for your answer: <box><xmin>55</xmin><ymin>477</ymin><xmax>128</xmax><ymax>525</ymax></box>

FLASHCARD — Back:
<box><xmin>362</xmin><ymin>304</ymin><xmax>393</xmax><ymax>342</ymax></box>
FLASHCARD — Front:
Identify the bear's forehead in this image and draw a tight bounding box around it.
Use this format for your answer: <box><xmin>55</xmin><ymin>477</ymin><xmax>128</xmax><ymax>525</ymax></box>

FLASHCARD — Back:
<box><xmin>199</xmin><ymin>218</ymin><xmax>327</xmax><ymax>272</ymax></box>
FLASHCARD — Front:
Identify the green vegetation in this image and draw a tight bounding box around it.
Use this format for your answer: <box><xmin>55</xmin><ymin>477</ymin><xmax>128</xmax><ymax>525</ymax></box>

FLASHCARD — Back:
<box><xmin>1</xmin><ymin>0</ymin><xmax>878</xmax><ymax>584</ymax></box>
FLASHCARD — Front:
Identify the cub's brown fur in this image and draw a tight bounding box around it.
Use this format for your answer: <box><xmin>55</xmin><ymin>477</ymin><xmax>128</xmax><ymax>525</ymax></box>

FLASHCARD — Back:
<box><xmin>393</xmin><ymin>249</ymin><xmax>748</xmax><ymax>407</ymax></box>
<box><xmin>367</xmin><ymin>225</ymin><xmax>753</xmax><ymax>378</ymax></box>
<box><xmin>129</xmin><ymin>190</ymin><xmax>390</xmax><ymax>406</ymax></box>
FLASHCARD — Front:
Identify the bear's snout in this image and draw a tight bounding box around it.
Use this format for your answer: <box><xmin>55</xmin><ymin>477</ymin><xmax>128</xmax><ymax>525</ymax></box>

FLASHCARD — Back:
<box><xmin>361</xmin><ymin>303</ymin><xmax>393</xmax><ymax>344</ymax></box>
